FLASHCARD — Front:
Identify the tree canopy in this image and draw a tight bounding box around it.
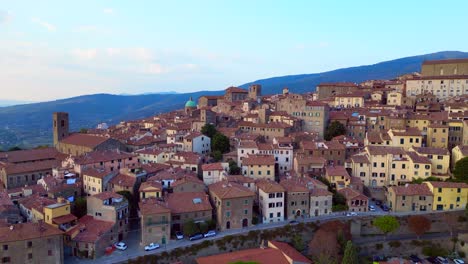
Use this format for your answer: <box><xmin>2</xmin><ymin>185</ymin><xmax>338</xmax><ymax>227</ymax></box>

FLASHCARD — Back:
<box><xmin>373</xmin><ymin>215</ymin><xmax>399</xmax><ymax>237</ymax></box>
<box><xmin>342</xmin><ymin>241</ymin><xmax>359</xmax><ymax>264</ymax></box>
<box><xmin>212</xmin><ymin>133</ymin><xmax>230</xmax><ymax>154</ymax></box>
<box><xmin>408</xmin><ymin>215</ymin><xmax>431</xmax><ymax>239</ymax></box>
<box><xmin>201</xmin><ymin>124</ymin><xmax>217</xmax><ymax>138</ymax></box>
<box><xmin>324</xmin><ymin>121</ymin><xmax>346</xmax><ymax>141</ymax></box>
<box><xmin>454</xmin><ymin>157</ymin><xmax>468</xmax><ymax>183</ymax></box>
<box><xmin>228</xmin><ymin>160</ymin><xmax>241</xmax><ymax>175</ymax></box>
<box><xmin>183</xmin><ymin>219</ymin><xmax>198</xmax><ymax>236</ymax></box>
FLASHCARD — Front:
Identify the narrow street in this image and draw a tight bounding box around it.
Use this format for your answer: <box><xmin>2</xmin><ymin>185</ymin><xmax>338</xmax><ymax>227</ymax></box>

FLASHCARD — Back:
<box><xmin>64</xmin><ymin>210</ymin><xmax>459</xmax><ymax>263</ymax></box>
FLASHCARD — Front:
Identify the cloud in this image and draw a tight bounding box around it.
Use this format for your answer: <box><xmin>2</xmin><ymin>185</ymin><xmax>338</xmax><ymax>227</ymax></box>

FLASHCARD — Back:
<box><xmin>32</xmin><ymin>18</ymin><xmax>56</xmax><ymax>31</ymax></box>
<box><xmin>71</xmin><ymin>48</ymin><xmax>98</xmax><ymax>60</ymax></box>
<box><xmin>103</xmin><ymin>8</ymin><xmax>114</xmax><ymax>14</ymax></box>
<box><xmin>0</xmin><ymin>10</ymin><xmax>12</xmax><ymax>24</ymax></box>
<box><xmin>144</xmin><ymin>63</ymin><xmax>169</xmax><ymax>75</ymax></box>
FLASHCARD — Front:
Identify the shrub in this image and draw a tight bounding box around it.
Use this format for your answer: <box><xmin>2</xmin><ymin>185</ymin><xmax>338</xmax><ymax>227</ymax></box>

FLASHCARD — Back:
<box><xmin>388</xmin><ymin>241</ymin><xmax>401</xmax><ymax>248</ymax></box>
<box><xmin>422</xmin><ymin>245</ymin><xmax>449</xmax><ymax>257</ymax></box>
<box><xmin>460</xmin><ymin>241</ymin><xmax>465</xmax><ymax>246</ymax></box>
<box><xmin>375</xmin><ymin>243</ymin><xmax>383</xmax><ymax>250</ymax></box>
<box><xmin>459</xmin><ymin>251</ymin><xmax>466</xmax><ymax>258</ymax></box>
<box><xmin>411</xmin><ymin>240</ymin><xmax>423</xmax><ymax>247</ymax></box>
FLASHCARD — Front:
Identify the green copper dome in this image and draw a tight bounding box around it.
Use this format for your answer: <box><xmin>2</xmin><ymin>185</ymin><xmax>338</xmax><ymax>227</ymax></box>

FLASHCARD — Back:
<box><xmin>185</xmin><ymin>97</ymin><xmax>197</xmax><ymax>108</ymax></box>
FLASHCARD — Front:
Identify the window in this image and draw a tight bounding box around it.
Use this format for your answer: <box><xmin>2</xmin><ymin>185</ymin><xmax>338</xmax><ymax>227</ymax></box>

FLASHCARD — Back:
<box><xmin>2</xmin><ymin>245</ymin><xmax>7</xmax><ymax>251</ymax></box>
<box><xmin>27</xmin><ymin>241</ymin><xmax>32</xmax><ymax>248</ymax></box>
<box><xmin>268</xmin><ymin>203</ymin><xmax>275</xmax><ymax>208</ymax></box>
<box><xmin>244</xmin><ymin>209</ymin><xmax>248</xmax><ymax>215</ymax></box>
<box><xmin>381</xmin><ymin>162</ymin><xmax>384</xmax><ymax>168</ymax></box>
<box><xmin>276</xmin><ymin>193</ymin><xmax>283</xmax><ymax>198</ymax></box>
<box><xmin>269</xmin><ymin>193</ymin><xmax>275</xmax><ymax>198</ymax></box>
<box><xmin>48</xmin><ymin>250</ymin><xmax>53</xmax><ymax>256</ymax></box>
<box><xmin>438</xmin><ymin>188</ymin><xmax>442</xmax><ymax>193</ymax></box>
<box><xmin>277</xmin><ymin>212</ymin><xmax>281</xmax><ymax>217</ymax></box>
<box><xmin>226</xmin><ymin>211</ymin><xmax>231</xmax><ymax>217</ymax></box>
<box><xmin>438</xmin><ymin>197</ymin><xmax>442</xmax><ymax>202</ymax></box>
<box><xmin>28</xmin><ymin>253</ymin><xmax>32</xmax><ymax>259</ymax></box>
<box><xmin>269</xmin><ymin>213</ymin><xmax>274</xmax><ymax>218</ymax></box>
<box><xmin>457</xmin><ymin>197</ymin><xmax>461</xmax><ymax>202</ymax></box>
<box><xmin>458</xmin><ymin>188</ymin><xmax>461</xmax><ymax>193</ymax></box>
<box><xmin>226</xmin><ymin>201</ymin><xmax>230</xmax><ymax>207</ymax></box>
<box><xmin>2</xmin><ymin>257</ymin><xmax>10</xmax><ymax>263</ymax></box>
<box><xmin>244</xmin><ymin>199</ymin><xmax>249</xmax><ymax>205</ymax></box>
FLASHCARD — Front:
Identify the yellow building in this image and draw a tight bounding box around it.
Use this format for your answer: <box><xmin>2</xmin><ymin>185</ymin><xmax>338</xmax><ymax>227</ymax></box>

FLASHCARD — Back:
<box><xmin>412</xmin><ymin>147</ymin><xmax>450</xmax><ymax>178</ymax></box>
<box><xmin>387</xmin><ymin>128</ymin><xmax>423</xmax><ymax>150</ymax></box>
<box><xmin>427</xmin><ymin>124</ymin><xmax>448</xmax><ymax>149</ymax></box>
<box><xmin>333</xmin><ymin>93</ymin><xmax>365</xmax><ymax>108</ymax></box>
<box><xmin>82</xmin><ymin>168</ymin><xmax>114</xmax><ymax>196</ymax></box>
<box><xmin>386</xmin><ymin>184</ymin><xmax>434</xmax><ymax>213</ymax></box>
<box><xmin>325</xmin><ymin>166</ymin><xmax>351</xmax><ymax>190</ymax></box>
<box><xmin>386</xmin><ymin>91</ymin><xmax>403</xmax><ymax>106</ymax></box>
<box><xmin>425</xmin><ymin>181</ymin><xmax>468</xmax><ymax>211</ymax></box>
<box><xmin>452</xmin><ymin>145</ymin><xmax>468</xmax><ymax>169</ymax></box>
<box><xmin>241</xmin><ymin>155</ymin><xmax>275</xmax><ymax>181</ymax></box>
<box><xmin>139</xmin><ymin>181</ymin><xmax>163</xmax><ymax>199</ymax></box>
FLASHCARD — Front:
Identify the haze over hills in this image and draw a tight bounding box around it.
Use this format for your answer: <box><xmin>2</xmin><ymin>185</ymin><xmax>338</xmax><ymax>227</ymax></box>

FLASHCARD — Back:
<box><xmin>1</xmin><ymin>50</ymin><xmax>467</xmax><ymax>150</ymax></box>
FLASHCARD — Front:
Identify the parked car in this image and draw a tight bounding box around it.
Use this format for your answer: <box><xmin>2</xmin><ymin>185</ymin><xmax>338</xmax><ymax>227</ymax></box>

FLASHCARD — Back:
<box><xmin>346</xmin><ymin>212</ymin><xmax>358</xmax><ymax>216</ymax></box>
<box><xmin>409</xmin><ymin>254</ymin><xmax>422</xmax><ymax>264</ymax></box>
<box><xmin>375</xmin><ymin>200</ymin><xmax>382</xmax><ymax>206</ymax></box>
<box><xmin>426</xmin><ymin>257</ymin><xmax>437</xmax><ymax>263</ymax></box>
<box><xmin>288</xmin><ymin>220</ymin><xmax>299</xmax><ymax>225</ymax></box>
<box><xmin>203</xmin><ymin>230</ymin><xmax>217</xmax><ymax>238</ymax></box>
<box><xmin>189</xmin><ymin>233</ymin><xmax>204</xmax><ymax>241</ymax></box>
<box><xmin>381</xmin><ymin>204</ymin><xmax>390</xmax><ymax>211</ymax></box>
<box><xmin>368</xmin><ymin>205</ymin><xmax>376</xmax><ymax>211</ymax></box>
<box><xmin>144</xmin><ymin>243</ymin><xmax>160</xmax><ymax>251</ymax></box>
<box><xmin>453</xmin><ymin>259</ymin><xmax>465</xmax><ymax>264</ymax></box>
<box><xmin>114</xmin><ymin>242</ymin><xmax>128</xmax><ymax>250</ymax></box>
<box><xmin>175</xmin><ymin>231</ymin><xmax>184</xmax><ymax>240</ymax></box>
<box><xmin>435</xmin><ymin>256</ymin><xmax>448</xmax><ymax>264</ymax></box>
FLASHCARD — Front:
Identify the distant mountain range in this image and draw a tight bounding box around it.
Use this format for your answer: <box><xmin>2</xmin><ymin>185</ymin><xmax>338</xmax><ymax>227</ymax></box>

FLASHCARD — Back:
<box><xmin>1</xmin><ymin>50</ymin><xmax>467</xmax><ymax>149</ymax></box>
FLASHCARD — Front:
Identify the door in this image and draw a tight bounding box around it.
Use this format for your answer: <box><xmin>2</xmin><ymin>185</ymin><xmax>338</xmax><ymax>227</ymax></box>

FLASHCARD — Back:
<box><xmin>226</xmin><ymin>221</ymin><xmax>231</xmax><ymax>229</ymax></box>
<box><xmin>242</xmin><ymin>218</ymin><xmax>248</xmax><ymax>228</ymax></box>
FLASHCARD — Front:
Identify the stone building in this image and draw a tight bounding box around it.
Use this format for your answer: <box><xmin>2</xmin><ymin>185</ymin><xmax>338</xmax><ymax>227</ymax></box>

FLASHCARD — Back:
<box><xmin>208</xmin><ymin>181</ymin><xmax>254</xmax><ymax>231</ymax></box>
<box><xmin>315</xmin><ymin>82</ymin><xmax>359</xmax><ymax>99</ymax></box>
<box><xmin>0</xmin><ymin>222</ymin><xmax>64</xmax><ymax>264</ymax></box>
<box><xmin>139</xmin><ymin>198</ymin><xmax>171</xmax><ymax>246</ymax></box>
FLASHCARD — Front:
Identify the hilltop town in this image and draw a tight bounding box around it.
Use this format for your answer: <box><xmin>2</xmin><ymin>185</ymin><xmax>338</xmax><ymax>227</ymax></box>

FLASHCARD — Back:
<box><xmin>1</xmin><ymin>58</ymin><xmax>468</xmax><ymax>263</ymax></box>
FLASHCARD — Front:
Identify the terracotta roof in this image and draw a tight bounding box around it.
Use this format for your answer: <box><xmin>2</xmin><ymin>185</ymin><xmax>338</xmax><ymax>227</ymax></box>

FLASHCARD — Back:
<box><xmin>389</xmin><ymin>184</ymin><xmax>433</xmax><ymax>196</ymax></box>
<box><xmin>202</xmin><ymin>163</ymin><xmax>225</xmax><ymax>171</ymax></box>
<box><xmin>367</xmin><ymin>146</ymin><xmax>406</xmax><ymax>156</ymax></box>
<box><xmin>0</xmin><ymin>222</ymin><xmax>63</xmax><ymax>243</ymax></box>
<box><xmin>82</xmin><ymin>168</ymin><xmax>110</xmax><ymax>179</ymax></box>
<box><xmin>196</xmin><ymin>247</ymin><xmax>291</xmax><ymax>264</ymax></box>
<box><xmin>318</xmin><ymin>82</ymin><xmax>359</xmax><ymax>87</ymax></box>
<box><xmin>256</xmin><ymin>179</ymin><xmax>285</xmax><ymax>193</ymax></box>
<box><xmin>279</xmin><ymin>178</ymin><xmax>309</xmax><ymax>193</ymax></box>
<box><xmin>139</xmin><ymin>198</ymin><xmax>171</xmax><ymax>215</ymax></box>
<box><xmin>68</xmin><ymin>215</ymin><xmax>113</xmax><ymax>243</ymax></box>
<box><xmin>52</xmin><ymin>214</ymin><xmax>77</xmax><ymax>225</ymax></box>
<box><xmin>184</xmin><ymin>132</ymin><xmax>204</xmax><ymax>140</ymax></box>
<box><xmin>60</xmin><ymin>133</ymin><xmax>109</xmax><ymax>148</ymax></box>
<box><xmin>242</xmin><ymin>155</ymin><xmax>275</xmax><ymax>166</ymax></box>
<box><xmin>0</xmin><ymin>159</ymin><xmax>58</xmax><ymax>175</ymax></box>
<box><xmin>338</xmin><ymin>187</ymin><xmax>368</xmax><ymax>201</ymax></box>
<box><xmin>426</xmin><ymin>181</ymin><xmax>468</xmax><ymax>189</ymax></box>
<box><xmin>165</xmin><ymin>192</ymin><xmax>212</xmax><ymax>214</ymax></box>
<box><xmin>135</xmin><ymin>148</ymin><xmax>165</xmax><ymax>156</ymax></box>
<box><xmin>422</xmin><ymin>58</ymin><xmax>468</xmax><ymax>65</ymax></box>
<box><xmin>390</xmin><ymin>127</ymin><xmax>422</xmax><ymax>137</ymax></box>
<box><xmin>413</xmin><ymin>147</ymin><xmax>450</xmax><ymax>156</ymax></box>
<box><xmin>406</xmin><ymin>152</ymin><xmax>431</xmax><ymax>164</ymax></box>
<box><xmin>109</xmin><ymin>173</ymin><xmax>136</xmax><ymax>188</ymax></box>
<box><xmin>310</xmin><ymin>188</ymin><xmax>333</xmax><ymax>197</ymax></box>
<box><xmin>18</xmin><ymin>194</ymin><xmax>55</xmax><ymax>212</ymax></box>
<box><xmin>268</xmin><ymin>240</ymin><xmax>312</xmax><ymax>263</ymax></box>
<box><xmin>326</xmin><ymin>166</ymin><xmax>350</xmax><ymax>177</ymax></box>
<box><xmin>0</xmin><ymin>148</ymin><xmax>61</xmax><ymax>163</ymax></box>
<box><xmin>239</xmin><ymin>140</ymin><xmax>258</xmax><ymax>148</ymax></box>
<box><xmin>208</xmin><ymin>181</ymin><xmax>255</xmax><ymax>199</ymax></box>
<box><xmin>225</xmin><ymin>86</ymin><xmax>248</xmax><ymax>94</ymax></box>
<box><xmin>457</xmin><ymin>145</ymin><xmax>468</xmax><ymax>156</ymax></box>
<box><xmin>226</xmin><ymin>175</ymin><xmax>256</xmax><ymax>184</ymax></box>
<box><xmin>92</xmin><ymin>191</ymin><xmax>123</xmax><ymax>201</ymax></box>
<box><xmin>139</xmin><ymin>181</ymin><xmax>163</xmax><ymax>192</ymax></box>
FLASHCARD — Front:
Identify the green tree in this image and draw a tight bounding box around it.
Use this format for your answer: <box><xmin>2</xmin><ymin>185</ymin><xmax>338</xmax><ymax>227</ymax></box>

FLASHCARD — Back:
<box><xmin>229</xmin><ymin>160</ymin><xmax>241</xmax><ymax>175</ymax></box>
<box><xmin>454</xmin><ymin>157</ymin><xmax>468</xmax><ymax>183</ymax></box>
<box><xmin>212</xmin><ymin>150</ymin><xmax>223</xmax><ymax>161</ymax></box>
<box><xmin>74</xmin><ymin>197</ymin><xmax>87</xmax><ymax>218</ymax></box>
<box><xmin>7</xmin><ymin>146</ymin><xmax>22</xmax><ymax>151</ymax></box>
<box><xmin>324</xmin><ymin>121</ymin><xmax>346</xmax><ymax>141</ymax></box>
<box><xmin>201</xmin><ymin>124</ymin><xmax>217</xmax><ymax>138</ymax></box>
<box><xmin>292</xmin><ymin>234</ymin><xmax>305</xmax><ymax>252</ymax></box>
<box><xmin>183</xmin><ymin>219</ymin><xmax>198</xmax><ymax>236</ymax></box>
<box><xmin>212</xmin><ymin>133</ymin><xmax>230</xmax><ymax>153</ymax></box>
<box><xmin>342</xmin><ymin>241</ymin><xmax>358</xmax><ymax>264</ymax></box>
<box><xmin>373</xmin><ymin>216</ymin><xmax>399</xmax><ymax>240</ymax></box>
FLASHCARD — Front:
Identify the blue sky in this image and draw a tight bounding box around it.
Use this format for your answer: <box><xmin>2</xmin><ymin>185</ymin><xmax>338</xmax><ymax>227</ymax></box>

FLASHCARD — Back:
<box><xmin>1</xmin><ymin>0</ymin><xmax>467</xmax><ymax>101</ymax></box>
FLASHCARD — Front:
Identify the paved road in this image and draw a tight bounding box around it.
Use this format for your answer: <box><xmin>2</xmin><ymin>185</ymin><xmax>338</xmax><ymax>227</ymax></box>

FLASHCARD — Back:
<box><xmin>64</xmin><ymin>209</ymin><xmax>460</xmax><ymax>264</ymax></box>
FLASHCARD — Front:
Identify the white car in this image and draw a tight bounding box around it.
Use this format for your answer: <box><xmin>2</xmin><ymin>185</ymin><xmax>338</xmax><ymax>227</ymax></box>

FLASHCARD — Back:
<box><xmin>346</xmin><ymin>212</ymin><xmax>358</xmax><ymax>216</ymax></box>
<box><xmin>114</xmin><ymin>242</ymin><xmax>128</xmax><ymax>250</ymax></box>
<box><xmin>144</xmin><ymin>243</ymin><xmax>160</xmax><ymax>251</ymax></box>
<box><xmin>369</xmin><ymin>205</ymin><xmax>376</xmax><ymax>211</ymax></box>
<box><xmin>203</xmin><ymin>230</ymin><xmax>217</xmax><ymax>238</ymax></box>
<box><xmin>453</xmin><ymin>259</ymin><xmax>465</xmax><ymax>264</ymax></box>
<box><xmin>175</xmin><ymin>231</ymin><xmax>184</xmax><ymax>240</ymax></box>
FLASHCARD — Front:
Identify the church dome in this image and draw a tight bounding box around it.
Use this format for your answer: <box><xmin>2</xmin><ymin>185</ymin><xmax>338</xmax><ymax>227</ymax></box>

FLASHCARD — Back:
<box><xmin>185</xmin><ymin>97</ymin><xmax>197</xmax><ymax>108</ymax></box>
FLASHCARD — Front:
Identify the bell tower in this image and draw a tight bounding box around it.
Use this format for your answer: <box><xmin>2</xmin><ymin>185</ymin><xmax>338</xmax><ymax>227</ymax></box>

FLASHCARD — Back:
<box><xmin>53</xmin><ymin>112</ymin><xmax>69</xmax><ymax>147</ymax></box>
<box><xmin>248</xmin><ymin>84</ymin><xmax>262</xmax><ymax>100</ymax></box>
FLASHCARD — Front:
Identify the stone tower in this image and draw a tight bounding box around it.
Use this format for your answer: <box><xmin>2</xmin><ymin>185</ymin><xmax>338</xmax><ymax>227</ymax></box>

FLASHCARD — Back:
<box><xmin>248</xmin><ymin>84</ymin><xmax>262</xmax><ymax>100</ymax></box>
<box><xmin>53</xmin><ymin>112</ymin><xmax>69</xmax><ymax>146</ymax></box>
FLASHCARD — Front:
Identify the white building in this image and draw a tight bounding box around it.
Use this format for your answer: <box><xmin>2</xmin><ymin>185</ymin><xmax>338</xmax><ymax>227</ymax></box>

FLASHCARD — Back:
<box><xmin>201</xmin><ymin>162</ymin><xmax>229</xmax><ymax>185</ymax></box>
<box><xmin>183</xmin><ymin>132</ymin><xmax>211</xmax><ymax>154</ymax></box>
<box><xmin>135</xmin><ymin>148</ymin><xmax>172</xmax><ymax>164</ymax></box>
<box><xmin>257</xmin><ymin>179</ymin><xmax>285</xmax><ymax>223</ymax></box>
<box><xmin>237</xmin><ymin>139</ymin><xmax>293</xmax><ymax>175</ymax></box>
<box><xmin>406</xmin><ymin>77</ymin><xmax>468</xmax><ymax>99</ymax></box>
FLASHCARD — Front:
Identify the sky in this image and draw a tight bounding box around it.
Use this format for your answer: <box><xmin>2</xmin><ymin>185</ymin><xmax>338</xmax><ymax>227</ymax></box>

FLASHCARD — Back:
<box><xmin>1</xmin><ymin>0</ymin><xmax>467</xmax><ymax>102</ymax></box>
